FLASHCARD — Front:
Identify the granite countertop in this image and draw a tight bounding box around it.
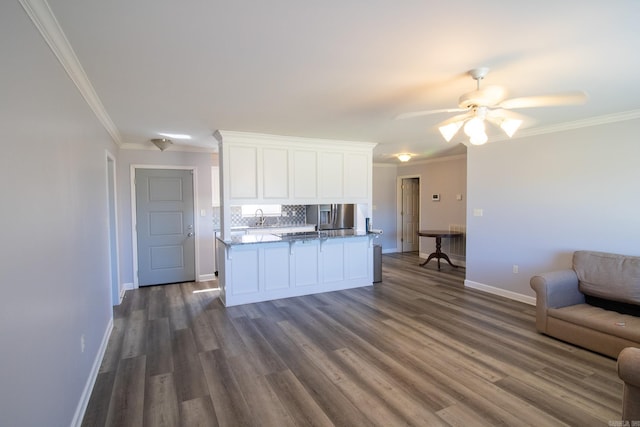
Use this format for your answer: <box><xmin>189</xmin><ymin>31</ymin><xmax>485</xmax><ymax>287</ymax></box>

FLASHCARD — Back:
<box><xmin>217</xmin><ymin>229</ymin><xmax>381</xmax><ymax>246</ymax></box>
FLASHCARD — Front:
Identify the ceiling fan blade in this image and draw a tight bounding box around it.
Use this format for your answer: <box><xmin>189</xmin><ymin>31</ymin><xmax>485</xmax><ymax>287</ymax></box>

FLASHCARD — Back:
<box><xmin>436</xmin><ymin>112</ymin><xmax>474</xmax><ymax>127</ymax></box>
<box><xmin>498</xmin><ymin>91</ymin><xmax>587</xmax><ymax>109</ymax></box>
<box><xmin>395</xmin><ymin>108</ymin><xmax>467</xmax><ymax>120</ymax></box>
<box><xmin>486</xmin><ymin>108</ymin><xmax>528</xmax><ymax>121</ymax></box>
<box><xmin>458</xmin><ymin>85</ymin><xmax>508</xmax><ymax>108</ymax></box>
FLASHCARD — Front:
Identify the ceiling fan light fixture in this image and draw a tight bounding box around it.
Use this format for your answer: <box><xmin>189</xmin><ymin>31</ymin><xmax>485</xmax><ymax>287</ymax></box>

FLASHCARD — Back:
<box><xmin>397</xmin><ymin>153</ymin><xmax>412</xmax><ymax>162</ymax></box>
<box><xmin>438</xmin><ymin>121</ymin><xmax>463</xmax><ymax>142</ymax></box>
<box><xmin>469</xmin><ymin>132</ymin><xmax>488</xmax><ymax>145</ymax></box>
<box><xmin>500</xmin><ymin>118</ymin><xmax>522</xmax><ymax>137</ymax></box>
<box><xmin>400</xmin><ymin>67</ymin><xmax>586</xmax><ymax>148</ymax></box>
<box><xmin>463</xmin><ymin>117</ymin><xmax>485</xmax><ymax>138</ymax></box>
<box><xmin>150</xmin><ymin>138</ymin><xmax>173</xmax><ymax>151</ymax></box>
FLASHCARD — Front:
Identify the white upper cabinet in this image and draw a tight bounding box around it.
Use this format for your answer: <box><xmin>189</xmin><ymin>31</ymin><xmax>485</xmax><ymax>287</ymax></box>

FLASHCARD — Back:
<box><xmin>216</xmin><ymin>131</ymin><xmax>374</xmax><ymax>205</ymax></box>
<box><xmin>292</xmin><ymin>150</ymin><xmax>317</xmax><ymax>199</ymax></box>
<box><xmin>262</xmin><ymin>147</ymin><xmax>289</xmax><ymax>199</ymax></box>
<box><xmin>228</xmin><ymin>145</ymin><xmax>258</xmax><ymax>199</ymax></box>
<box><xmin>344</xmin><ymin>152</ymin><xmax>369</xmax><ymax>199</ymax></box>
<box><xmin>319</xmin><ymin>151</ymin><xmax>344</xmax><ymax>199</ymax></box>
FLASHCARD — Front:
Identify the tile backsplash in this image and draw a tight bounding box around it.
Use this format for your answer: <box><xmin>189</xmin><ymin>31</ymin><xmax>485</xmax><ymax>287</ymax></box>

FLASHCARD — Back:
<box><xmin>212</xmin><ymin>205</ymin><xmax>308</xmax><ymax>229</ymax></box>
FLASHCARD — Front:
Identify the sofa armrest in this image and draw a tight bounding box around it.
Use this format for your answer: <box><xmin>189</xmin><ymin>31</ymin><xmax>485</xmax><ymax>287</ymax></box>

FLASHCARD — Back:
<box><xmin>618</xmin><ymin>347</ymin><xmax>640</xmax><ymax>421</ymax></box>
<box><xmin>619</xmin><ymin>347</ymin><xmax>640</xmax><ymax>387</ymax></box>
<box><xmin>530</xmin><ymin>269</ymin><xmax>584</xmax><ymax>308</ymax></box>
<box><xmin>530</xmin><ymin>269</ymin><xmax>584</xmax><ymax>332</ymax></box>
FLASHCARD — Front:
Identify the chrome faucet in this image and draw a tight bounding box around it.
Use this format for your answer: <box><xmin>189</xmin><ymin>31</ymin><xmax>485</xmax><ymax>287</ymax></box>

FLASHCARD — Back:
<box><xmin>255</xmin><ymin>208</ymin><xmax>265</xmax><ymax>227</ymax></box>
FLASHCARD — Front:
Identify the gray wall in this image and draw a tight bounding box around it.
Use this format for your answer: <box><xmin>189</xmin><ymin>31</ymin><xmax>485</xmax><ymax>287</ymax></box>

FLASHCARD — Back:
<box><xmin>466</xmin><ymin>118</ymin><xmax>640</xmax><ymax>299</ymax></box>
<box><xmin>0</xmin><ymin>2</ymin><xmax>115</xmax><ymax>425</ymax></box>
<box><xmin>372</xmin><ymin>155</ymin><xmax>467</xmax><ymax>255</ymax></box>
<box><xmin>372</xmin><ymin>164</ymin><xmax>399</xmax><ymax>251</ymax></box>
<box><xmin>397</xmin><ymin>155</ymin><xmax>468</xmax><ymax>255</ymax></box>
<box><xmin>117</xmin><ymin>149</ymin><xmax>216</xmax><ymax>285</ymax></box>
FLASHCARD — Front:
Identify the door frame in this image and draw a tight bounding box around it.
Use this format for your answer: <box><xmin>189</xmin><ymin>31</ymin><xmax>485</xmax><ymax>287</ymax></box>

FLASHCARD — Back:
<box><xmin>130</xmin><ymin>164</ymin><xmax>200</xmax><ymax>288</ymax></box>
<box><xmin>106</xmin><ymin>151</ymin><xmax>122</xmax><ymax>305</ymax></box>
<box><xmin>396</xmin><ymin>174</ymin><xmax>421</xmax><ymax>253</ymax></box>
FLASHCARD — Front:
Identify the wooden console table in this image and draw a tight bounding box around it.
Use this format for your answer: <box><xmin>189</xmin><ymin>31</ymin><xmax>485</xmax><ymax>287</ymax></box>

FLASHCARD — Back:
<box><xmin>417</xmin><ymin>230</ymin><xmax>462</xmax><ymax>270</ymax></box>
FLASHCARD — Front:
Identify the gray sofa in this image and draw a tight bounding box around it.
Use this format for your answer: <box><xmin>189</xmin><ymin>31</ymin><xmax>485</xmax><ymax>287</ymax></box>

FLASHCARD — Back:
<box><xmin>618</xmin><ymin>347</ymin><xmax>640</xmax><ymax>422</ymax></box>
<box><xmin>530</xmin><ymin>250</ymin><xmax>640</xmax><ymax>358</ymax></box>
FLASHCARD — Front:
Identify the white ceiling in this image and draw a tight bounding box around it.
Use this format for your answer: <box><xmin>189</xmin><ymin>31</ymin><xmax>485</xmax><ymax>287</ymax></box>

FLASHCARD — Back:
<box><xmin>28</xmin><ymin>1</ymin><xmax>640</xmax><ymax>161</ymax></box>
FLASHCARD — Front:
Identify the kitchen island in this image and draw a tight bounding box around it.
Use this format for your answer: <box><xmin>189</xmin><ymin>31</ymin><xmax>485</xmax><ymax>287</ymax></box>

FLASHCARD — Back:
<box><xmin>217</xmin><ymin>230</ymin><xmax>379</xmax><ymax>306</ymax></box>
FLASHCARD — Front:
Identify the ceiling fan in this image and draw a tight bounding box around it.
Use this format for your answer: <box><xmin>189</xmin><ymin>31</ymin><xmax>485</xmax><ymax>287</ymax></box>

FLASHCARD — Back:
<box><xmin>396</xmin><ymin>68</ymin><xmax>587</xmax><ymax>145</ymax></box>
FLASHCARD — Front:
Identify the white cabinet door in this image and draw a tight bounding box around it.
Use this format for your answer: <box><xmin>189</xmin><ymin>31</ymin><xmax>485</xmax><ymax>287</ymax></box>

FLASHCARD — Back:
<box><xmin>228</xmin><ymin>145</ymin><xmax>258</xmax><ymax>199</ymax></box>
<box><xmin>293</xmin><ymin>240</ymin><xmax>319</xmax><ymax>287</ymax></box>
<box><xmin>319</xmin><ymin>152</ymin><xmax>344</xmax><ymax>199</ymax></box>
<box><xmin>345</xmin><ymin>238</ymin><xmax>370</xmax><ymax>280</ymax></box>
<box><xmin>293</xmin><ymin>150</ymin><xmax>317</xmax><ymax>199</ymax></box>
<box><xmin>263</xmin><ymin>244</ymin><xmax>290</xmax><ymax>290</ymax></box>
<box><xmin>262</xmin><ymin>148</ymin><xmax>289</xmax><ymax>199</ymax></box>
<box><xmin>344</xmin><ymin>152</ymin><xmax>369</xmax><ymax>199</ymax></box>
<box><xmin>230</xmin><ymin>246</ymin><xmax>260</xmax><ymax>294</ymax></box>
<box><xmin>321</xmin><ymin>240</ymin><xmax>345</xmax><ymax>283</ymax></box>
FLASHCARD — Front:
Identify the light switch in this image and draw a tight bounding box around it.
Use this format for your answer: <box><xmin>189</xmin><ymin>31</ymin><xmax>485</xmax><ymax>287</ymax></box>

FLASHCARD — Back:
<box><xmin>473</xmin><ymin>208</ymin><xmax>483</xmax><ymax>217</ymax></box>
<box><xmin>456</xmin><ymin>194</ymin><xmax>463</xmax><ymax>201</ymax></box>
<box><xmin>200</xmin><ymin>209</ymin><xmax>206</xmax><ymax>217</ymax></box>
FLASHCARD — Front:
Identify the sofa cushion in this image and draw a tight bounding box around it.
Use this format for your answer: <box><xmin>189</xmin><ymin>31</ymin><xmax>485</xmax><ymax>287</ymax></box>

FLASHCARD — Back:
<box><xmin>585</xmin><ymin>295</ymin><xmax>640</xmax><ymax>317</ymax></box>
<box><xmin>548</xmin><ymin>304</ymin><xmax>640</xmax><ymax>343</ymax></box>
<box><xmin>574</xmin><ymin>251</ymin><xmax>640</xmax><ymax>305</ymax></box>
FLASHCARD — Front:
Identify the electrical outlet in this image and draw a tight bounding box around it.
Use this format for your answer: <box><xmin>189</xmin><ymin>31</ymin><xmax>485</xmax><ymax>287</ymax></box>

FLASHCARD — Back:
<box><xmin>513</xmin><ymin>265</ymin><xmax>519</xmax><ymax>274</ymax></box>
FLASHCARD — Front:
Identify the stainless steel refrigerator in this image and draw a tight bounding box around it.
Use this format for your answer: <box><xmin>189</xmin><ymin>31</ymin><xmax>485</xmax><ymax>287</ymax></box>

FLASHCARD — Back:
<box><xmin>306</xmin><ymin>204</ymin><xmax>355</xmax><ymax>230</ymax></box>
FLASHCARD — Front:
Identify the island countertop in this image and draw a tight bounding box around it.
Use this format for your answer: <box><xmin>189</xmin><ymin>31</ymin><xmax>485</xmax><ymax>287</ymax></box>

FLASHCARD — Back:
<box><xmin>217</xmin><ymin>229</ymin><xmax>382</xmax><ymax>246</ymax></box>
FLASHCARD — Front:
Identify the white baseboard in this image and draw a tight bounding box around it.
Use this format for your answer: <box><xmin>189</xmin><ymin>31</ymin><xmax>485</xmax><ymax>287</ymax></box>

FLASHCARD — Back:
<box><xmin>118</xmin><ymin>286</ymin><xmax>127</xmax><ymax>304</ymax></box>
<box><xmin>464</xmin><ymin>280</ymin><xmax>535</xmax><ymax>306</ymax></box>
<box><xmin>198</xmin><ymin>273</ymin><xmax>217</xmax><ymax>282</ymax></box>
<box><xmin>122</xmin><ymin>282</ymin><xmax>134</xmax><ymax>291</ymax></box>
<box><xmin>70</xmin><ymin>317</ymin><xmax>114</xmax><ymax>427</ymax></box>
<box><xmin>382</xmin><ymin>247</ymin><xmax>398</xmax><ymax>254</ymax></box>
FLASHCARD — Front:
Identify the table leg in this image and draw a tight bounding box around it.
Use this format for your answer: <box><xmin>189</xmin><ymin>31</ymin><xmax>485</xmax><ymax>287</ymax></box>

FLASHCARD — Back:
<box><xmin>419</xmin><ymin>236</ymin><xmax>458</xmax><ymax>270</ymax></box>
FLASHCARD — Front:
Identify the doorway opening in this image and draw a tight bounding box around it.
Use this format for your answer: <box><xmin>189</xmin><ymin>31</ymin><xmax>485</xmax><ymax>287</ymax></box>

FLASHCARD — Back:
<box><xmin>397</xmin><ymin>175</ymin><xmax>420</xmax><ymax>253</ymax></box>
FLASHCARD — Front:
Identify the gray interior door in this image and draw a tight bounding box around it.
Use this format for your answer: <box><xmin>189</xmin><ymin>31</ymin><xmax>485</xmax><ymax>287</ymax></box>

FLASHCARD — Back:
<box><xmin>135</xmin><ymin>169</ymin><xmax>195</xmax><ymax>286</ymax></box>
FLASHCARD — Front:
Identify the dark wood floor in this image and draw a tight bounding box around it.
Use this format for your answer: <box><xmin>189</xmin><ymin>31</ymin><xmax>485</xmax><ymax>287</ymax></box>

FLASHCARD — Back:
<box><xmin>82</xmin><ymin>252</ymin><xmax>623</xmax><ymax>426</ymax></box>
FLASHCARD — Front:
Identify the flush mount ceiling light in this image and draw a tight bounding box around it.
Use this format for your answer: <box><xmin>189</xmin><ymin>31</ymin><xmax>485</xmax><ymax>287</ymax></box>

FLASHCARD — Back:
<box><xmin>150</xmin><ymin>138</ymin><xmax>173</xmax><ymax>151</ymax></box>
<box><xmin>396</xmin><ymin>67</ymin><xmax>587</xmax><ymax>146</ymax></box>
<box><xmin>397</xmin><ymin>153</ymin><xmax>412</xmax><ymax>162</ymax></box>
<box><xmin>158</xmin><ymin>132</ymin><xmax>191</xmax><ymax>140</ymax></box>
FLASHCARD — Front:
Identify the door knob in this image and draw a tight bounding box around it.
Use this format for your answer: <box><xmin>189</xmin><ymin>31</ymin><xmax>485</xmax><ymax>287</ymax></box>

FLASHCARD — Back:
<box><xmin>187</xmin><ymin>232</ymin><xmax>194</xmax><ymax>237</ymax></box>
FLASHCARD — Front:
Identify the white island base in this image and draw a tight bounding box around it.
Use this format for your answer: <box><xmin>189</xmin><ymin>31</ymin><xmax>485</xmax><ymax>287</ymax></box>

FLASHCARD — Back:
<box><xmin>217</xmin><ymin>233</ymin><xmax>375</xmax><ymax>306</ymax></box>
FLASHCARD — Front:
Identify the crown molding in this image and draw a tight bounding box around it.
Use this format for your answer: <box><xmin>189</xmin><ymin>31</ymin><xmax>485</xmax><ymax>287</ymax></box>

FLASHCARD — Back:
<box><xmin>399</xmin><ymin>153</ymin><xmax>467</xmax><ymax>166</ymax></box>
<box><xmin>214</xmin><ymin>130</ymin><xmax>378</xmax><ymax>151</ymax></box>
<box><xmin>518</xmin><ymin>109</ymin><xmax>640</xmax><ymax>139</ymax></box>
<box><xmin>486</xmin><ymin>109</ymin><xmax>640</xmax><ymax>144</ymax></box>
<box><xmin>19</xmin><ymin>0</ymin><xmax>123</xmax><ymax>145</ymax></box>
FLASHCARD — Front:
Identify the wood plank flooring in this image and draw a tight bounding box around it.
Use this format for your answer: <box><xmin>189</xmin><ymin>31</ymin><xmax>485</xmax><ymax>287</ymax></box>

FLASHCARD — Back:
<box><xmin>82</xmin><ymin>252</ymin><xmax>623</xmax><ymax>426</ymax></box>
